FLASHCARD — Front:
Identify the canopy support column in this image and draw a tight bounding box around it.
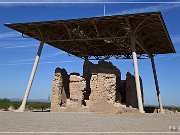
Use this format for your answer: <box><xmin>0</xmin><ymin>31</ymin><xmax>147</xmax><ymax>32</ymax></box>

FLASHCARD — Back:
<box><xmin>131</xmin><ymin>35</ymin><xmax>144</xmax><ymax>113</ymax></box>
<box><xmin>150</xmin><ymin>56</ymin><xmax>165</xmax><ymax>114</ymax></box>
<box><xmin>16</xmin><ymin>41</ymin><xmax>44</xmax><ymax>112</ymax></box>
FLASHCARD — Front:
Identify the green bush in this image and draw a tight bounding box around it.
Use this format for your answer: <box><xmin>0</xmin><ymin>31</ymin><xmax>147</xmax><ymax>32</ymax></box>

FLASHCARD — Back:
<box><xmin>27</xmin><ymin>102</ymin><xmax>50</xmax><ymax>111</ymax></box>
<box><xmin>0</xmin><ymin>98</ymin><xmax>50</xmax><ymax>111</ymax></box>
<box><xmin>11</xmin><ymin>101</ymin><xmax>21</xmax><ymax>110</ymax></box>
<box><xmin>144</xmin><ymin>105</ymin><xmax>180</xmax><ymax>112</ymax></box>
<box><xmin>163</xmin><ymin>106</ymin><xmax>180</xmax><ymax>112</ymax></box>
<box><xmin>0</xmin><ymin>98</ymin><xmax>11</xmax><ymax>111</ymax></box>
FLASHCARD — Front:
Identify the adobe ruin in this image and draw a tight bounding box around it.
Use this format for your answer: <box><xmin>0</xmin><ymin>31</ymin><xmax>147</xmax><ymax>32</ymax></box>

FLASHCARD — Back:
<box><xmin>51</xmin><ymin>60</ymin><xmax>144</xmax><ymax>113</ymax></box>
<box><xmin>6</xmin><ymin>12</ymin><xmax>175</xmax><ymax>113</ymax></box>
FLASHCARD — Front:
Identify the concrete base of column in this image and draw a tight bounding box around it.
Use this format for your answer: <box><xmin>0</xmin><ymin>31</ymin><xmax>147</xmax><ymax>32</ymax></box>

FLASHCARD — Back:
<box><xmin>158</xmin><ymin>95</ymin><xmax>165</xmax><ymax>114</ymax></box>
<box><xmin>159</xmin><ymin>110</ymin><xmax>165</xmax><ymax>114</ymax></box>
<box><xmin>15</xmin><ymin>105</ymin><xmax>25</xmax><ymax>112</ymax></box>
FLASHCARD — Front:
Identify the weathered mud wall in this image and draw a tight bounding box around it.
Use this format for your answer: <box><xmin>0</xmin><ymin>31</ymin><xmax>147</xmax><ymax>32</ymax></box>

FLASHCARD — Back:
<box><xmin>126</xmin><ymin>72</ymin><xmax>144</xmax><ymax>108</ymax></box>
<box><xmin>51</xmin><ymin>68</ymin><xmax>69</xmax><ymax>112</ymax></box>
<box><xmin>69</xmin><ymin>74</ymin><xmax>86</xmax><ymax>106</ymax></box>
<box><xmin>83</xmin><ymin>60</ymin><xmax>122</xmax><ymax>102</ymax></box>
<box><xmin>51</xmin><ymin>61</ymin><xmax>144</xmax><ymax>113</ymax></box>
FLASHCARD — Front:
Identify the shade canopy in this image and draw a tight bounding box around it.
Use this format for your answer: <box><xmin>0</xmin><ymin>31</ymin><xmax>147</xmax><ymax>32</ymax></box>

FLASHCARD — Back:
<box><xmin>5</xmin><ymin>12</ymin><xmax>175</xmax><ymax>60</ymax></box>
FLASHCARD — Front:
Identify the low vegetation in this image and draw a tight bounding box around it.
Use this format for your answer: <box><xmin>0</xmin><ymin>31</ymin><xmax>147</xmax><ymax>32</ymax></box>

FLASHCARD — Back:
<box><xmin>26</xmin><ymin>102</ymin><xmax>50</xmax><ymax>111</ymax></box>
<box><xmin>0</xmin><ymin>98</ymin><xmax>11</xmax><ymax>111</ymax></box>
<box><xmin>144</xmin><ymin>105</ymin><xmax>180</xmax><ymax>113</ymax></box>
<box><xmin>0</xmin><ymin>98</ymin><xmax>179</xmax><ymax>112</ymax></box>
<box><xmin>0</xmin><ymin>98</ymin><xmax>50</xmax><ymax>111</ymax></box>
<box><xmin>162</xmin><ymin>106</ymin><xmax>180</xmax><ymax>112</ymax></box>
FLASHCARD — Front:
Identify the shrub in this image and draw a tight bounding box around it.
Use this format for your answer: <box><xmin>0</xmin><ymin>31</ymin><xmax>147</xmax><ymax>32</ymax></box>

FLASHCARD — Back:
<box><xmin>0</xmin><ymin>98</ymin><xmax>11</xmax><ymax>111</ymax></box>
<box><xmin>0</xmin><ymin>98</ymin><xmax>50</xmax><ymax>111</ymax></box>
<box><xmin>27</xmin><ymin>102</ymin><xmax>50</xmax><ymax>111</ymax></box>
<box><xmin>144</xmin><ymin>105</ymin><xmax>180</xmax><ymax>112</ymax></box>
<box><xmin>11</xmin><ymin>101</ymin><xmax>21</xmax><ymax>110</ymax></box>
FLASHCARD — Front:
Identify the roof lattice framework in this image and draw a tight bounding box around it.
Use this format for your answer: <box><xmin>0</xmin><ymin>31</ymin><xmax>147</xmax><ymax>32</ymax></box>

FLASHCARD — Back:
<box><xmin>5</xmin><ymin>12</ymin><xmax>175</xmax><ymax>60</ymax></box>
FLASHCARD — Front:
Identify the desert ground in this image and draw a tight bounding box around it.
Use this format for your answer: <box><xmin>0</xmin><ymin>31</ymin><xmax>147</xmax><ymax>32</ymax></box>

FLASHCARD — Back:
<box><xmin>0</xmin><ymin>112</ymin><xmax>180</xmax><ymax>135</ymax></box>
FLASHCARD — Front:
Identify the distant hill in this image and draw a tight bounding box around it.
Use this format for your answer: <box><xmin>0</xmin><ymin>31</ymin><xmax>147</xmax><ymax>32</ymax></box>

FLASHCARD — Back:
<box><xmin>10</xmin><ymin>98</ymin><xmax>50</xmax><ymax>103</ymax></box>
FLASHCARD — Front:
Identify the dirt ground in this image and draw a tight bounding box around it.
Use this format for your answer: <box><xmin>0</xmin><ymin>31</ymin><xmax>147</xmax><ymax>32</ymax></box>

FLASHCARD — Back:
<box><xmin>0</xmin><ymin>112</ymin><xmax>179</xmax><ymax>135</ymax></box>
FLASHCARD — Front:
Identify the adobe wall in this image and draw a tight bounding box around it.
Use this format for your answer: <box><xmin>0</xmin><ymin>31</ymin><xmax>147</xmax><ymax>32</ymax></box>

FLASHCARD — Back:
<box><xmin>83</xmin><ymin>60</ymin><xmax>122</xmax><ymax>102</ymax></box>
<box><xmin>83</xmin><ymin>60</ymin><xmax>122</xmax><ymax>112</ymax></box>
<box><xmin>51</xmin><ymin>68</ymin><xmax>69</xmax><ymax>112</ymax></box>
<box><xmin>69</xmin><ymin>74</ymin><xmax>86</xmax><ymax>107</ymax></box>
<box><xmin>126</xmin><ymin>72</ymin><xmax>144</xmax><ymax>108</ymax></box>
<box><xmin>50</xmin><ymin>60</ymin><xmax>144</xmax><ymax>113</ymax></box>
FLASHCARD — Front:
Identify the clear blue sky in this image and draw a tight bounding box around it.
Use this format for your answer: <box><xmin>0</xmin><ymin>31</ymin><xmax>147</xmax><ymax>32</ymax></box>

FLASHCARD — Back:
<box><xmin>0</xmin><ymin>1</ymin><xmax>180</xmax><ymax>106</ymax></box>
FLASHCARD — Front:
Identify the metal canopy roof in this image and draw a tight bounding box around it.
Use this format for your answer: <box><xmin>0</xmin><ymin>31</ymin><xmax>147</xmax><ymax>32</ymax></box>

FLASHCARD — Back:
<box><xmin>5</xmin><ymin>12</ymin><xmax>175</xmax><ymax>60</ymax></box>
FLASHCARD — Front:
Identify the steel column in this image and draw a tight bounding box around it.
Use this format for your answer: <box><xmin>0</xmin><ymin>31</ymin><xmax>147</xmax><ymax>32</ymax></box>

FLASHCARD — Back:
<box><xmin>16</xmin><ymin>41</ymin><xmax>44</xmax><ymax>112</ymax></box>
<box><xmin>150</xmin><ymin>56</ymin><xmax>164</xmax><ymax>114</ymax></box>
<box><xmin>131</xmin><ymin>35</ymin><xmax>144</xmax><ymax>113</ymax></box>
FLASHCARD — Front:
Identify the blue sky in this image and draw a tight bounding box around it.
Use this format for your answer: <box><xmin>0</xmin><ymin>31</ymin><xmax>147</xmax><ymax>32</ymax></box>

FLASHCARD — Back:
<box><xmin>0</xmin><ymin>1</ymin><xmax>180</xmax><ymax>106</ymax></box>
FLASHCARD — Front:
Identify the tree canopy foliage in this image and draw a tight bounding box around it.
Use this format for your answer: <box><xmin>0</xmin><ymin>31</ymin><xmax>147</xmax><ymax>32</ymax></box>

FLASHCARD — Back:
<box><xmin>0</xmin><ymin>98</ymin><xmax>50</xmax><ymax>111</ymax></box>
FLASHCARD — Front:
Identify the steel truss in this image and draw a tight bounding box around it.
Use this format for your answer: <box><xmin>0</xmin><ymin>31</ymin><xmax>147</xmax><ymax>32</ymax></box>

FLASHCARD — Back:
<box><xmin>5</xmin><ymin>12</ymin><xmax>175</xmax><ymax>60</ymax></box>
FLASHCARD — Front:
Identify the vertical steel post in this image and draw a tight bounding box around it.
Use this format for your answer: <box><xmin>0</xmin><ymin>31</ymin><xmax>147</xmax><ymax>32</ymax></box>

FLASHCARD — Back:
<box><xmin>131</xmin><ymin>35</ymin><xmax>144</xmax><ymax>113</ymax></box>
<box><xmin>17</xmin><ymin>41</ymin><xmax>44</xmax><ymax>112</ymax></box>
<box><xmin>150</xmin><ymin>56</ymin><xmax>164</xmax><ymax>114</ymax></box>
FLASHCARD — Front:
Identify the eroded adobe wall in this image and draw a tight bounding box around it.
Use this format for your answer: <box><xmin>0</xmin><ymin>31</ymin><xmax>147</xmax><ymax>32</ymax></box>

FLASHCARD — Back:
<box><xmin>126</xmin><ymin>72</ymin><xmax>144</xmax><ymax>108</ymax></box>
<box><xmin>51</xmin><ymin>68</ymin><xmax>69</xmax><ymax>112</ymax></box>
<box><xmin>89</xmin><ymin>73</ymin><xmax>116</xmax><ymax>104</ymax></box>
<box><xmin>69</xmin><ymin>74</ymin><xmax>86</xmax><ymax>106</ymax></box>
<box><xmin>83</xmin><ymin>60</ymin><xmax>122</xmax><ymax>102</ymax></box>
<box><xmin>83</xmin><ymin>60</ymin><xmax>122</xmax><ymax>112</ymax></box>
<box><xmin>51</xmin><ymin>61</ymin><xmax>144</xmax><ymax>113</ymax></box>
<box><xmin>119</xmin><ymin>80</ymin><xmax>126</xmax><ymax>103</ymax></box>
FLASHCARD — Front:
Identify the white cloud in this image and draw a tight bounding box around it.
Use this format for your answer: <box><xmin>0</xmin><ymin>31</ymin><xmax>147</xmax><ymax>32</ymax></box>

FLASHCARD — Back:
<box><xmin>9</xmin><ymin>58</ymin><xmax>35</xmax><ymax>63</ymax></box>
<box><xmin>0</xmin><ymin>31</ymin><xmax>67</xmax><ymax>65</ymax></box>
<box><xmin>1</xmin><ymin>0</ymin><xmax>175</xmax><ymax>7</ymax></box>
<box><xmin>0</xmin><ymin>60</ymin><xmax>81</xmax><ymax>66</ymax></box>
<box><xmin>0</xmin><ymin>31</ymin><xmax>21</xmax><ymax>40</ymax></box>
<box><xmin>108</xmin><ymin>3</ymin><xmax>180</xmax><ymax>15</ymax></box>
<box><xmin>172</xmin><ymin>35</ymin><xmax>180</xmax><ymax>44</ymax></box>
<box><xmin>161</xmin><ymin>52</ymin><xmax>180</xmax><ymax>60</ymax></box>
<box><xmin>1</xmin><ymin>44</ymin><xmax>38</xmax><ymax>48</ymax></box>
<box><xmin>0</xmin><ymin>31</ymin><xmax>39</xmax><ymax>49</ymax></box>
<box><xmin>6</xmin><ymin>51</ymin><xmax>65</xmax><ymax>63</ymax></box>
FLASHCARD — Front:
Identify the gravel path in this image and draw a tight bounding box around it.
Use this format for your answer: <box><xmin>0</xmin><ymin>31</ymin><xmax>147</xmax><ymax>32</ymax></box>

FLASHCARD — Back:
<box><xmin>0</xmin><ymin>112</ymin><xmax>180</xmax><ymax>134</ymax></box>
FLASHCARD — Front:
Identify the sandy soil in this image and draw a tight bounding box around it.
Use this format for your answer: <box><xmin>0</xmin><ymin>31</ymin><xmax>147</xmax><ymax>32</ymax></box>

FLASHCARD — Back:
<box><xmin>0</xmin><ymin>112</ymin><xmax>179</xmax><ymax>134</ymax></box>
